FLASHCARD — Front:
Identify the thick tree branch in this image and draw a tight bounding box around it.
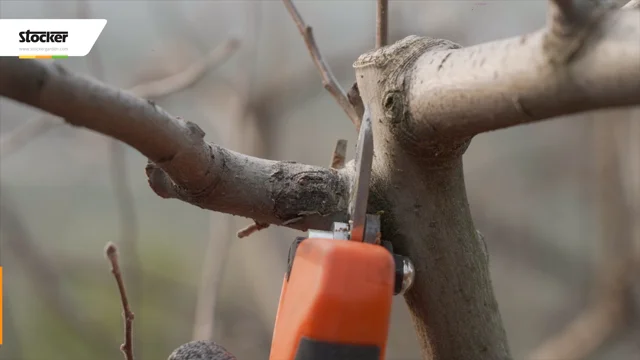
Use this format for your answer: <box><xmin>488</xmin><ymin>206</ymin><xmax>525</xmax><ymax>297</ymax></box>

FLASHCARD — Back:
<box><xmin>0</xmin><ymin>58</ymin><xmax>350</xmax><ymax>231</ymax></box>
<box><xmin>0</xmin><ymin>38</ymin><xmax>239</xmax><ymax>159</ymax></box>
<box><xmin>362</xmin><ymin>7</ymin><xmax>639</xmax><ymax>149</ymax></box>
<box><xmin>281</xmin><ymin>0</ymin><xmax>360</xmax><ymax>129</ymax></box>
<box><xmin>355</xmin><ymin>29</ymin><xmax>511</xmax><ymax>360</ymax></box>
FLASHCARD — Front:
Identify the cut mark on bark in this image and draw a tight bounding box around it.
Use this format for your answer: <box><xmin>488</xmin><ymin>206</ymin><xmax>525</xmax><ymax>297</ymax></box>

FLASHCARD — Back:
<box><xmin>438</xmin><ymin>52</ymin><xmax>453</xmax><ymax>71</ymax></box>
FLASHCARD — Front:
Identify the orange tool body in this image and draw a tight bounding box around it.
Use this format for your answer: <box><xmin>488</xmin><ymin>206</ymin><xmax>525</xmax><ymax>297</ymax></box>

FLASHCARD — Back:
<box><xmin>269</xmin><ymin>109</ymin><xmax>414</xmax><ymax>360</ymax></box>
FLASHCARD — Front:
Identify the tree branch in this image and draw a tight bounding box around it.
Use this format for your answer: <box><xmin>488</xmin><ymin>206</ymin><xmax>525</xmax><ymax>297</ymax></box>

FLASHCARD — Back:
<box><xmin>530</xmin><ymin>110</ymin><xmax>639</xmax><ymax>360</ymax></box>
<box><xmin>376</xmin><ymin>0</ymin><xmax>389</xmax><ymax>48</ymax></box>
<box><xmin>0</xmin><ymin>38</ymin><xmax>240</xmax><ymax>159</ymax></box>
<box><xmin>105</xmin><ymin>242</ymin><xmax>135</xmax><ymax>360</ymax></box>
<box><xmin>281</xmin><ymin>0</ymin><xmax>360</xmax><ymax>129</ymax></box>
<box><xmin>0</xmin><ymin>58</ymin><xmax>350</xmax><ymax>231</ymax></box>
<box><xmin>357</xmin><ymin>6</ymin><xmax>639</xmax><ymax>150</ymax></box>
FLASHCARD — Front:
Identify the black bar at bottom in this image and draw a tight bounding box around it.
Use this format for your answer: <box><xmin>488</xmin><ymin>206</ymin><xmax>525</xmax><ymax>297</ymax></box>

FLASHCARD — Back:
<box><xmin>294</xmin><ymin>337</ymin><xmax>380</xmax><ymax>360</ymax></box>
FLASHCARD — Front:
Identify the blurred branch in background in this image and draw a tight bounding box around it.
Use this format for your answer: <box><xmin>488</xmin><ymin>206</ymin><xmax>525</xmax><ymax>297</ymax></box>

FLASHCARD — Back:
<box><xmin>528</xmin><ymin>112</ymin><xmax>639</xmax><ymax>360</ymax></box>
<box><xmin>0</xmin><ymin>186</ymin><xmax>117</xmax><ymax>355</ymax></box>
<box><xmin>192</xmin><ymin>1</ymin><xmax>272</xmax><ymax>344</ymax></box>
<box><xmin>74</xmin><ymin>0</ymin><xmax>146</xmax><ymax>356</ymax></box>
<box><xmin>84</xmin><ymin>0</ymin><xmax>243</xmax><ymax>351</ymax></box>
<box><xmin>0</xmin><ymin>1</ymin><xmax>242</xmax><ymax>356</ymax></box>
<box><xmin>281</xmin><ymin>0</ymin><xmax>360</xmax><ymax>129</ymax></box>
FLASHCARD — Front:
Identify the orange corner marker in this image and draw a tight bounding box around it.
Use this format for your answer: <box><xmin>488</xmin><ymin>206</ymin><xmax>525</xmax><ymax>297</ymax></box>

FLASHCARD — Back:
<box><xmin>0</xmin><ymin>266</ymin><xmax>3</xmax><ymax>345</ymax></box>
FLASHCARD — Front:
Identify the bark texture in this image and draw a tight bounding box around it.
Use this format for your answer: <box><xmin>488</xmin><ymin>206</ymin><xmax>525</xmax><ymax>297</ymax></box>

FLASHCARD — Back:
<box><xmin>355</xmin><ymin>39</ymin><xmax>509</xmax><ymax>360</ymax></box>
<box><xmin>0</xmin><ymin>58</ymin><xmax>351</xmax><ymax>231</ymax></box>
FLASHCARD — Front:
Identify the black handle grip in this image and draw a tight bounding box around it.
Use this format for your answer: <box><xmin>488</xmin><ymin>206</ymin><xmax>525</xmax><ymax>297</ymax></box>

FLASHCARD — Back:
<box><xmin>294</xmin><ymin>337</ymin><xmax>380</xmax><ymax>360</ymax></box>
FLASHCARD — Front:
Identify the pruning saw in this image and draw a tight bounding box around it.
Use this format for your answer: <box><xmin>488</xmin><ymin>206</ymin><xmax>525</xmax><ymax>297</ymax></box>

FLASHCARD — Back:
<box><xmin>268</xmin><ymin>107</ymin><xmax>415</xmax><ymax>360</ymax></box>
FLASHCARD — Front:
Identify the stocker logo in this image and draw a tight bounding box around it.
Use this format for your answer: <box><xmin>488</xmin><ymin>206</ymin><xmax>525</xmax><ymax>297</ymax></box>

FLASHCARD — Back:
<box><xmin>19</xmin><ymin>30</ymin><xmax>69</xmax><ymax>43</ymax></box>
<box><xmin>0</xmin><ymin>19</ymin><xmax>106</xmax><ymax>57</ymax></box>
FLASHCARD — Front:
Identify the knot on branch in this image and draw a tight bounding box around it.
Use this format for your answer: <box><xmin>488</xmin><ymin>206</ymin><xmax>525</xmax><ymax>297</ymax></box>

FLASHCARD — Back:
<box><xmin>383</xmin><ymin>91</ymin><xmax>404</xmax><ymax>124</ymax></box>
<box><xmin>184</xmin><ymin>119</ymin><xmax>206</xmax><ymax>141</ymax></box>
<box><xmin>145</xmin><ymin>161</ymin><xmax>178</xmax><ymax>199</ymax></box>
<box><xmin>269</xmin><ymin>162</ymin><xmax>349</xmax><ymax>228</ymax></box>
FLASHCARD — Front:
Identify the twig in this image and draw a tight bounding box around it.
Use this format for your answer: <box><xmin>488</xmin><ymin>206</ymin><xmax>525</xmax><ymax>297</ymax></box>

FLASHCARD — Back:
<box><xmin>330</xmin><ymin>139</ymin><xmax>347</xmax><ymax>169</ymax></box>
<box><xmin>281</xmin><ymin>0</ymin><xmax>360</xmax><ymax>128</ymax></box>
<box><xmin>105</xmin><ymin>242</ymin><xmax>135</xmax><ymax>360</ymax></box>
<box><xmin>237</xmin><ymin>220</ymin><xmax>270</xmax><ymax>238</ymax></box>
<box><xmin>347</xmin><ymin>82</ymin><xmax>365</xmax><ymax>123</ymax></box>
<box><xmin>376</xmin><ymin>0</ymin><xmax>389</xmax><ymax>48</ymax></box>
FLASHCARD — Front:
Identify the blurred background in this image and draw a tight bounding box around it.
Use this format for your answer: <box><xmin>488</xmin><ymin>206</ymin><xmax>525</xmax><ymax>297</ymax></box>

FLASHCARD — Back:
<box><xmin>0</xmin><ymin>1</ymin><xmax>638</xmax><ymax>359</ymax></box>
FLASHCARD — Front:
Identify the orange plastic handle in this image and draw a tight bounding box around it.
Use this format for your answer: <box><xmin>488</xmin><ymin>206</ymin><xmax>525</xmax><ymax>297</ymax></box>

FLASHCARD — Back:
<box><xmin>269</xmin><ymin>237</ymin><xmax>395</xmax><ymax>360</ymax></box>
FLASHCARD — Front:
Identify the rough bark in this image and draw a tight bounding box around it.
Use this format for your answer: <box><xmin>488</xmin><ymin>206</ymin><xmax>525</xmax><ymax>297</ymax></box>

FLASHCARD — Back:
<box><xmin>0</xmin><ymin>58</ymin><xmax>351</xmax><ymax>231</ymax></box>
<box><xmin>355</xmin><ymin>42</ymin><xmax>509</xmax><ymax>360</ymax></box>
<box><xmin>397</xmin><ymin>9</ymin><xmax>639</xmax><ymax>143</ymax></box>
<box><xmin>347</xmin><ymin>3</ymin><xmax>639</xmax><ymax>358</ymax></box>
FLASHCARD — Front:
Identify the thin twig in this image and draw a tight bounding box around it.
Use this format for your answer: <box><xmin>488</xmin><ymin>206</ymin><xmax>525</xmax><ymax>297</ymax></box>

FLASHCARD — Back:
<box><xmin>237</xmin><ymin>220</ymin><xmax>270</xmax><ymax>238</ymax></box>
<box><xmin>281</xmin><ymin>0</ymin><xmax>360</xmax><ymax>128</ymax></box>
<box><xmin>376</xmin><ymin>0</ymin><xmax>389</xmax><ymax>48</ymax></box>
<box><xmin>105</xmin><ymin>242</ymin><xmax>135</xmax><ymax>360</ymax></box>
<box><xmin>330</xmin><ymin>139</ymin><xmax>347</xmax><ymax>169</ymax></box>
<box><xmin>347</xmin><ymin>82</ymin><xmax>365</xmax><ymax>122</ymax></box>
